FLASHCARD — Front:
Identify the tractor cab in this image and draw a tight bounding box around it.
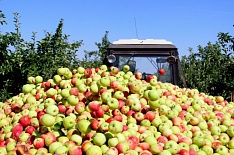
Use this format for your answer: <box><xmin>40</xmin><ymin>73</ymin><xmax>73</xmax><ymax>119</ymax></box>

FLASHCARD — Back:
<box><xmin>105</xmin><ymin>39</ymin><xmax>186</xmax><ymax>87</ymax></box>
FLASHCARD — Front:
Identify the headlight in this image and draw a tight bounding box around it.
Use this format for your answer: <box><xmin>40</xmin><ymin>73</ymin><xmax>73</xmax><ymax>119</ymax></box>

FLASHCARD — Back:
<box><xmin>167</xmin><ymin>56</ymin><xmax>176</xmax><ymax>64</ymax></box>
<box><xmin>107</xmin><ymin>54</ymin><xmax>116</xmax><ymax>63</ymax></box>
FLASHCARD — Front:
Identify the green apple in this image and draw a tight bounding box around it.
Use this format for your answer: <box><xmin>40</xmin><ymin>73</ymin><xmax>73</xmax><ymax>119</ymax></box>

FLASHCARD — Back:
<box><xmin>219</xmin><ymin>133</ymin><xmax>230</xmax><ymax>145</ymax></box>
<box><xmin>192</xmin><ymin>136</ymin><xmax>205</xmax><ymax>148</ymax></box>
<box><xmin>60</xmin><ymin>88</ymin><xmax>70</xmax><ymax>99</ymax></box>
<box><xmin>150</xmin><ymin>143</ymin><xmax>163</xmax><ymax>154</ymax></box>
<box><xmin>108</xmin><ymin>121</ymin><xmax>123</xmax><ymax>134</ymax></box>
<box><xmin>77</xmin><ymin>84</ymin><xmax>87</xmax><ymax>93</ymax></box>
<box><xmin>128</xmin><ymin>123</ymin><xmax>138</xmax><ymax>131</ymax></box>
<box><xmin>49</xmin><ymin>142</ymin><xmax>63</xmax><ymax>154</ymax></box>
<box><xmin>6</xmin><ymin>141</ymin><xmax>16</xmax><ymax>152</ymax></box>
<box><xmin>201</xmin><ymin>145</ymin><xmax>213</xmax><ymax>155</ymax></box>
<box><xmin>215</xmin><ymin>145</ymin><xmax>229</xmax><ymax>155</ymax></box>
<box><xmin>228</xmin><ymin>139</ymin><xmax>234</xmax><ymax>149</ymax></box>
<box><xmin>93</xmin><ymin>133</ymin><xmax>106</xmax><ymax>146</ymax></box>
<box><xmin>54</xmin><ymin>146</ymin><xmax>68</xmax><ymax>155</ymax></box>
<box><xmin>41</xmin><ymin>114</ymin><xmax>55</xmax><ymax>127</ymax></box>
<box><xmin>70</xmin><ymin>134</ymin><xmax>82</xmax><ymax>146</ymax></box>
<box><xmin>152</xmin><ymin>117</ymin><xmax>162</xmax><ymax>127</ymax></box>
<box><xmin>53</xmin><ymin>75</ymin><xmax>62</xmax><ymax>84</ymax></box>
<box><xmin>227</xmin><ymin>126</ymin><xmax>234</xmax><ymax>137</ymax></box>
<box><xmin>179</xmin><ymin>142</ymin><xmax>189</xmax><ymax>151</ymax></box>
<box><xmin>116</xmin><ymin>133</ymin><xmax>126</xmax><ymax>143</ymax></box>
<box><xmin>210</xmin><ymin>125</ymin><xmax>221</xmax><ymax>136</ymax></box>
<box><xmin>22</xmin><ymin>84</ymin><xmax>34</xmax><ymax>94</ymax></box>
<box><xmin>67</xmin><ymin>95</ymin><xmax>79</xmax><ymax>106</ymax></box>
<box><xmin>90</xmin><ymin>84</ymin><xmax>99</xmax><ymax>94</ymax></box>
<box><xmin>77</xmin><ymin>67</ymin><xmax>85</xmax><ymax>74</ymax></box>
<box><xmin>101</xmin><ymin>91</ymin><xmax>111</xmax><ymax>103</ymax></box>
<box><xmin>108</xmin><ymin>137</ymin><xmax>119</xmax><ymax>147</ymax></box>
<box><xmin>159</xmin><ymin>150</ymin><xmax>172</xmax><ymax>155</ymax></box>
<box><xmin>63</xmin><ymin>116</ymin><xmax>76</xmax><ymax>129</ymax></box>
<box><xmin>131</xmin><ymin>102</ymin><xmax>141</xmax><ymax>112</ymax></box>
<box><xmin>100</xmin><ymin>145</ymin><xmax>109</xmax><ymax>154</ymax></box>
<box><xmin>57</xmin><ymin>67</ymin><xmax>66</xmax><ymax>75</ymax></box>
<box><xmin>100</xmin><ymin>77</ymin><xmax>110</xmax><ymax>87</ymax></box>
<box><xmin>113</xmin><ymin>91</ymin><xmax>124</xmax><ymax>100</ymax></box>
<box><xmin>144</xmin><ymin>135</ymin><xmax>157</xmax><ymax>145</ymax></box>
<box><xmin>122</xmin><ymin>65</ymin><xmax>130</xmax><ymax>73</ymax></box>
<box><xmin>164</xmin><ymin>140</ymin><xmax>180</xmax><ymax>154</ymax></box>
<box><xmin>46</xmin><ymin>104</ymin><xmax>59</xmax><ymax>116</ymax></box>
<box><xmin>77</xmin><ymin>120</ymin><xmax>91</xmax><ymax>134</ymax></box>
<box><xmin>46</xmin><ymin>88</ymin><xmax>57</xmax><ymax>97</ymax></box>
<box><xmin>148</xmin><ymin>89</ymin><xmax>160</xmax><ymax>101</ymax></box>
<box><xmin>107</xmin><ymin>98</ymin><xmax>119</xmax><ymax>110</ymax></box>
<box><xmin>86</xmin><ymin>145</ymin><xmax>102</xmax><ymax>155</ymax></box>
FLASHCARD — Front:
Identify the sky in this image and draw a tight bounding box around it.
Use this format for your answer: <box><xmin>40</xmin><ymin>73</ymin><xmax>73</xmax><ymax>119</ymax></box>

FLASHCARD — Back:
<box><xmin>1</xmin><ymin>0</ymin><xmax>234</xmax><ymax>59</ymax></box>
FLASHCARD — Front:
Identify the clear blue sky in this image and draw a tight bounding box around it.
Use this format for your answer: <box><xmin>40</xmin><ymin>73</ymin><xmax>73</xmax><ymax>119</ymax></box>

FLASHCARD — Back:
<box><xmin>1</xmin><ymin>0</ymin><xmax>234</xmax><ymax>58</ymax></box>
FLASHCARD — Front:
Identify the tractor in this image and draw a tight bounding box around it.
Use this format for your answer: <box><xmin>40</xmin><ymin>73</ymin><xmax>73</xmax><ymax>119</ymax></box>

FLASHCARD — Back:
<box><xmin>104</xmin><ymin>39</ymin><xmax>187</xmax><ymax>87</ymax></box>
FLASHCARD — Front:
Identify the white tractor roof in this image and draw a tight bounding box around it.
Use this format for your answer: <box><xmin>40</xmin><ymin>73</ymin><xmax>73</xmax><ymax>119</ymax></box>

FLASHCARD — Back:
<box><xmin>112</xmin><ymin>39</ymin><xmax>173</xmax><ymax>45</ymax></box>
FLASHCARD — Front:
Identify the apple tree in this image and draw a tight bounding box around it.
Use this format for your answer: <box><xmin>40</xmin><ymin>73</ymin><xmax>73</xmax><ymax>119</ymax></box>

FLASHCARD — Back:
<box><xmin>79</xmin><ymin>31</ymin><xmax>111</xmax><ymax>68</ymax></box>
<box><xmin>181</xmin><ymin>32</ymin><xmax>234</xmax><ymax>100</ymax></box>
<box><xmin>0</xmin><ymin>12</ymin><xmax>82</xmax><ymax>101</ymax></box>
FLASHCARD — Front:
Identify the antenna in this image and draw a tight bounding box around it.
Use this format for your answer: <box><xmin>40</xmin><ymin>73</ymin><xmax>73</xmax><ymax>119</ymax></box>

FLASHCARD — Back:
<box><xmin>134</xmin><ymin>17</ymin><xmax>138</xmax><ymax>39</ymax></box>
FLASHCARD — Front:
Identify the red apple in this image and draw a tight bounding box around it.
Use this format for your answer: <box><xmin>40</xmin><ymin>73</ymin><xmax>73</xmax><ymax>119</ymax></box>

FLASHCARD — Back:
<box><xmin>19</xmin><ymin>116</ymin><xmax>31</xmax><ymax>127</ymax></box>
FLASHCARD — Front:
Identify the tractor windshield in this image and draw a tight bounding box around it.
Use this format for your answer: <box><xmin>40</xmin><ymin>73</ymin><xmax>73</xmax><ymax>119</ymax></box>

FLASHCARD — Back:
<box><xmin>118</xmin><ymin>55</ymin><xmax>172</xmax><ymax>83</ymax></box>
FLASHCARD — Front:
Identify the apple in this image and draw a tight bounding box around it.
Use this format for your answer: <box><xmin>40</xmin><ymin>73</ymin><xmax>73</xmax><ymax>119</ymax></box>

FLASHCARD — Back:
<box><xmin>49</xmin><ymin>142</ymin><xmax>63</xmax><ymax>154</ymax></box>
<box><xmin>107</xmin><ymin>98</ymin><xmax>119</xmax><ymax>110</ymax></box>
<box><xmin>74</xmin><ymin>102</ymin><xmax>85</xmax><ymax>114</ymax></box>
<box><xmin>123</xmin><ymin>65</ymin><xmax>130</xmax><ymax>73</ymax></box>
<box><xmin>43</xmin><ymin>132</ymin><xmax>56</xmax><ymax>147</ymax></box>
<box><xmin>33</xmin><ymin>138</ymin><xmax>45</xmax><ymax>149</ymax></box>
<box><xmin>135</xmin><ymin>72</ymin><xmax>142</xmax><ymax>80</ymax></box>
<box><xmin>218</xmin><ymin>133</ymin><xmax>229</xmax><ymax>146</ymax></box>
<box><xmin>77</xmin><ymin>120</ymin><xmax>91</xmax><ymax>134</ymax></box>
<box><xmin>60</xmin><ymin>89</ymin><xmax>70</xmax><ymax>98</ymax></box>
<box><xmin>101</xmin><ymin>91</ymin><xmax>111</xmax><ymax>103</ymax></box>
<box><xmin>104</xmin><ymin>147</ymin><xmax>118</xmax><ymax>155</ymax></box>
<box><xmin>100</xmin><ymin>77</ymin><xmax>110</xmax><ymax>87</ymax></box>
<box><xmin>19</xmin><ymin>115</ymin><xmax>31</xmax><ymax>127</ymax></box>
<box><xmin>146</xmin><ymin>75</ymin><xmax>154</xmax><ymax>83</ymax></box>
<box><xmin>67</xmin><ymin>95</ymin><xmax>79</xmax><ymax>106</ymax></box>
<box><xmin>77</xmin><ymin>84</ymin><xmax>87</xmax><ymax>93</ymax></box>
<box><xmin>41</xmin><ymin>114</ymin><xmax>55</xmax><ymax>127</ymax></box>
<box><xmin>92</xmin><ymin>133</ymin><xmax>106</xmax><ymax>146</ymax></box>
<box><xmin>144</xmin><ymin>135</ymin><xmax>157</xmax><ymax>146</ymax></box>
<box><xmin>210</xmin><ymin>125</ymin><xmax>221</xmax><ymax>136</ymax></box>
<box><xmin>25</xmin><ymin>126</ymin><xmax>35</xmax><ymax>135</ymax></box>
<box><xmin>113</xmin><ymin>91</ymin><xmax>124</xmax><ymax>100</ymax></box>
<box><xmin>68</xmin><ymin>146</ymin><xmax>82</xmax><ymax>155</ymax></box>
<box><xmin>164</xmin><ymin>140</ymin><xmax>180</xmax><ymax>154</ymax></box>
<box><xmin>69</xmin><ymin>87</ymin><xmax>79</xmax><ymax>96</ymax></box>
<box><xmin>116</xmin><ymin>141</ymin><xmax>130</xmax><ymax>153</ymax></box>
<box><xmin>108</xmin><ymin>120</ymin><xmax>123</xmax><ymax>134</ymax></box>
<box><xmin>215</xmin><ymin>145</ymin><xmax>228</xmax><ymax>154</ymax></box>
<box><xmin>6</xmin><ymin>141</ymin><xmax>16</xmax><ymax>152</ymax></box>
<box><xmin>54</xmin><ymin>146</ymin><xmax>68</xmax><ymax>154</ymax></box>
<box><xmin>150</xmin><ymin>143</ymin><xmax>163</xmax><ymax>154</ymax></box>
<box><xmin>46</xmin><ymin>104</ymin><xmax>59</xmax><ymax>116</ymax></box>
<box><xmin>88</xmin><ymin>101</ymin><xmax>100</xmax><ymax>112</ymax></box>
<box><xmin>201</xmin><ymin>145</ymin><xmax>213</xmax><ymax>155</ymax></box>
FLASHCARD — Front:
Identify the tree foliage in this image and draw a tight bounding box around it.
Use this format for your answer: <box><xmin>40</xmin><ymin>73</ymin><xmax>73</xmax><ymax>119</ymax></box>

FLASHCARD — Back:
<box><xmin>0</xmin><ymin>12</ymin><xmax>82</xmax><ymax>101</ymax></box>
<box><xmin>79</xmin><ymin>31</ymin><xmax>111</xmax><ymax>68</ymax></box>
<box><xmin>0</xmin><ymin>11</ymin><xmax>111</xmax><ymax>102</ymax></box>
<box><xmin>181</xmin><ymin>32</ymin><xmax>234</xmax><ymax>100</ymax></box>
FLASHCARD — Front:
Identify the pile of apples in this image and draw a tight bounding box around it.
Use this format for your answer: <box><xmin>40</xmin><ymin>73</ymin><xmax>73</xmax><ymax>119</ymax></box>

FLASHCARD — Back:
<box><xmin>1</xmin><ymin>65</ymin><xmax>234</xmax><ymax>155</ymax></box>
